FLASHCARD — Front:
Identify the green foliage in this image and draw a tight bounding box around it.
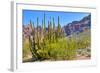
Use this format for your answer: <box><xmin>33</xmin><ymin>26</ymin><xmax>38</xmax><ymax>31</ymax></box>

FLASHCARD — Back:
<box><xmin>66</xmin><ymin>37</ymin><xmax>77</xmax><ymax>60</ymax></box>
<box><xmin>23</xmin><ymin>39</ymin><xmax>30</xmax><ymax>58</ymax></box>
<box><xmin>36</xmin><ymin>37</ymin><xmax>77</xmax><ymax>60</ymax></box>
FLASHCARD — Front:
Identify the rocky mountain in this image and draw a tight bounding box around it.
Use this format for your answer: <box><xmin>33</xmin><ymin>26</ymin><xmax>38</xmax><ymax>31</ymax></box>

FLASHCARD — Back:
<box><xmin>63</xmin><ymin>15</ymin><xmax>91</xmax><ymax>36</ymax></box>
<box><xmin>23</xmin><ymin>24</ymin><xmax>43</xmax><ymax>39</ymax></box>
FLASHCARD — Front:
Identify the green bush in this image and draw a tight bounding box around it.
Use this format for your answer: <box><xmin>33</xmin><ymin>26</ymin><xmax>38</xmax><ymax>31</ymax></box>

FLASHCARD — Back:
<box><xmin>36</xmin><ymin>37</ymin><xmax>77</xmax><ymax>60</ymax></box>
<box><xmin>23</xmin><ymin>39</ymin><xmax>30</xmax><ymax>58</ymax></box>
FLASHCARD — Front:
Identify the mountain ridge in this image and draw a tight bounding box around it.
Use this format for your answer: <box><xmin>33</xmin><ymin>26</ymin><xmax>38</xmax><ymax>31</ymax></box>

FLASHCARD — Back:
<box><xmin>63</xmin><ymin>14</ymin><xmax>91</xmax><ymax>36</ymax></box>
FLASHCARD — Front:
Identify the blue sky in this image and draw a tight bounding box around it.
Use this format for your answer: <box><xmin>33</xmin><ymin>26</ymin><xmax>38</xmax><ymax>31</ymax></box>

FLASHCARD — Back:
<box><xmin>22</xmin><ymin>10</ymin><xmax>90</xmax><ymax>27</ymax></box>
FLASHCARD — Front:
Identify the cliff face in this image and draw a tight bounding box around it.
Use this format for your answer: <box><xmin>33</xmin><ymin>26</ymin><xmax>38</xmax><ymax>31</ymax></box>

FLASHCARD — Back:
<box><xmin>63</xmin><ymin>15</ymin><xmax>91</xmax><ymax>36</ymax></box>
<box><xmin>23</xmin><ymin>24</ymin><xmax>43</xmax><ymax>39</ymax></box>
<box><xmin>23</xmin><ymin>24</ymin><xmax>33</xmax><ymax>39</ymax></box>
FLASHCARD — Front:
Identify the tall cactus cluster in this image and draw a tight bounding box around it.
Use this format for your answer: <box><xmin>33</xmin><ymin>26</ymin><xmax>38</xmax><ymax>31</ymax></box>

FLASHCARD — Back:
<box><xmin>28</xmin><ymin>13</ymin><xmax>64</xmax><ymax>60</ymax></box>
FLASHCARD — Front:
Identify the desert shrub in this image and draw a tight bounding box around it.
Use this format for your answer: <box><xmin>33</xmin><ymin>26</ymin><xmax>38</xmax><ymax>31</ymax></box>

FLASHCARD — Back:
<box><xmin>65</xmin><ymin>37</ymin><xmax>77</xmax><ymax>60</ymax></box>
<box><xmin>23</xmin><ymin>39</ymin><xmax>30</xmax><ymax>58</ymax></box>
<box><xmin>77</xmin><ymin>38</ymin><xmax>90</xmax><ymax>49</ymax></box>
<box><xmin>36</xmin><ymin>37</ymin><xmax>77</xmax><ymax>60</ymax></box>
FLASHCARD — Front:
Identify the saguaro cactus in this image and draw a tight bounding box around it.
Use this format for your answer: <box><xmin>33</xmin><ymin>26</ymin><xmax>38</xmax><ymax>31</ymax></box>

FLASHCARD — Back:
<box><xmin>48</xmin><ymin>21</ymin><xmax>50</xmax><ymax>40</ymax></box>
<box><xmin>37</xmin><ymin>17</ymin><xmax>39</xmax><ymax>46</ymax></box>
<box><xmin>53</xmin><ymin>17</ymin><xmax>55</xmax><ymax>42</ymax></box>
<box><xmin>57</xmin><ymin>16</ymin><xmax>61</xmax><ymax>38</ymax></box>
<box><xmin>49</xmin><ymin>19</ymin><xmax>52</xmax><ymax>43</ymax></box>
<box><xmin>29</xmin><ymin>19</ymin><xmax>42</xmax><ymax>60</ymax></box>
<box><xmin>43</xmin><ymin>13</ymin><xmax>46</xmax><ymax>31</ymax></box>
<box><xmin>29</xmin><ymin>21</ymin><xmax>38</xmax><ymax>60</ymax></box>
